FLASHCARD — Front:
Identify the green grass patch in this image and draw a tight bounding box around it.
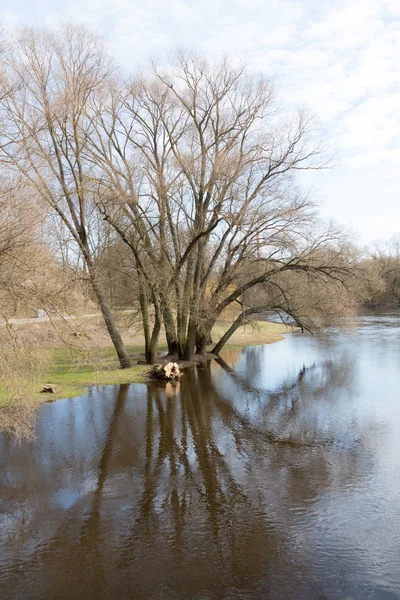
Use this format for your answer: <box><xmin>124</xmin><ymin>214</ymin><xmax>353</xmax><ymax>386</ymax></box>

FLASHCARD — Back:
<box><xmin>0</xmin><ymin>347</ymin><xmax>149</xmax><ymax>407</ymax></box>
<box><xmin>0</xmin><ymin>320</ymin><xmax>290</xmax><ymax>408</ymax></box>
<box><xmin>34</xmin><ymin>347</ymin><xmax>149</xmax><ymax>402</ymax></box>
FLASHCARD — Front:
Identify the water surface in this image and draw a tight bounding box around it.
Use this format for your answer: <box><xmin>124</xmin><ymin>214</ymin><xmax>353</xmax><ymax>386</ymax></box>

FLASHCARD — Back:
<box><xmin>1</xmin><ymin>311</ymin><xmax>400</xmax><ymax>599</ymax></box>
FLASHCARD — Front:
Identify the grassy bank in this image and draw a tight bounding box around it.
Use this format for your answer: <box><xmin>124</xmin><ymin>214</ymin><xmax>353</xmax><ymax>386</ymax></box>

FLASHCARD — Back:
<box><xmin>0</xmin><ymin>320</ymin><xmax>290</xmax><ymax>407</ymax></box>
<box><xmin>212</xmin><ymin>320</ymin><xmax>288</xmax><ymax>348</ymax></box>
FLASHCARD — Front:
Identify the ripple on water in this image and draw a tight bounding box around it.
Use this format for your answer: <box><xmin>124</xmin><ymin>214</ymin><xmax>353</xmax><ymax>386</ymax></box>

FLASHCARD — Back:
<box><xmin>1</xmin><ymin>311</ymin><xmax>400</xmax><ymax>599</ymax></box>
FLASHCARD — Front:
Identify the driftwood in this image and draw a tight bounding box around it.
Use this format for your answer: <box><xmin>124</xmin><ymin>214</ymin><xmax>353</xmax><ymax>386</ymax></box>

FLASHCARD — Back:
<box><xmin>151</xmin><ymin>362</ymin><xmax>181</xmax><ymax>380</ymax></box>
<box><xmin>41</xmin><ymin>384</ymin><xmax>56</xmax><ymax>394</ymax></box>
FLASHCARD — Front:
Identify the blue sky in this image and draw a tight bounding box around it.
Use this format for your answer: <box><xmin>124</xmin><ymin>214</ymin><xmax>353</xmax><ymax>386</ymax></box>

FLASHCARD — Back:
<box><xmin>1</xmin><ymin>0</ymin><xmax>399</xmax><ymax>246</ymax></box>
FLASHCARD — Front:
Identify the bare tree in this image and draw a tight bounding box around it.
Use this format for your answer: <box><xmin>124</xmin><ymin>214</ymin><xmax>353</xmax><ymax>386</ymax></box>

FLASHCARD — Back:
<box><xmin>213</xmin><ymin>240</ymin><xmax>358</xmax><ymax>353</ymax></box>
<box><xmin>85</xmin><ymin>52</ymin><xmax>354</xmax><ymax>361</ymax></box>
<box><xmin>0</xmin><ymin>183</ymin><xmax>34</xmax><ymax>263</ymax></box>
<box><xmin>0</xmin><ymin>179</ymin><xmax>44</xmax><ymax>315</ymax></box>
<box><xmin>0</xmin><ymin>35</ymin><xmax>358</xmax><ymax>365</ymax></box>
<box><xmin>0</xmin><ymin>25</ymin><xmax>131</xmax><ymax>367</ymax></box>
<box><xmin>367</xmin><ymin>237</ymin><xmax>400</xmax><ymax>306</ymax></box>
<box><xmin>84</xmin><ymin>73</ymin><xmax>181</xmax><ymax>362</ymax></box>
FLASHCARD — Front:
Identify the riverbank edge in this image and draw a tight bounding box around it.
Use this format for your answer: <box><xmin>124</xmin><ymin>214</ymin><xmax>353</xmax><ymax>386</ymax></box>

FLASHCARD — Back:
<box><xmin>1</xmin><ymin>321</ymin><xmax>292</xmax><ymax>407</ymax></box>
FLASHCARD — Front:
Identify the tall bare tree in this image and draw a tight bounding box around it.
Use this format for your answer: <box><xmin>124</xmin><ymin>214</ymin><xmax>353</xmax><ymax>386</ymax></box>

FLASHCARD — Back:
<box><xmin>0</xmin><ymin>25</ymin><xmax>131</xmax><ymax>367</ymax></box>
<box><xmin>0</xmin><ymin>34</ymin><xmax>358</xmax><ymax>365</ymax></box>
<box><xmin>86</xmin><ymin>52</ymin><xmax>353</xmax><ymax>361</ymax></box>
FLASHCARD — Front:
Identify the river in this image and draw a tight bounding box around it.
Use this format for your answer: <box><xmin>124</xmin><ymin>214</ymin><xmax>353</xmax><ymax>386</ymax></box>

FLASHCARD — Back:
<box><xmin>1</xmin><ymin>310</ymin><xmax>400</xmax><ymax>599</ymax></box>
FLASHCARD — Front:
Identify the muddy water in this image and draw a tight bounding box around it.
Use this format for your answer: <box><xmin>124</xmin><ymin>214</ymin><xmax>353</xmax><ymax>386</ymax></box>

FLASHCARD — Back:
<box><xmin>1</xmin><ymin>312</ymin><xmax>400</xmax><ymax>599</ymax></box>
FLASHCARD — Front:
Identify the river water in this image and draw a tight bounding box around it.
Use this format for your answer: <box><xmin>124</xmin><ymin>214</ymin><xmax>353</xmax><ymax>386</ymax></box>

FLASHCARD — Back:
<box><xmin>1</xmin><ymin>311</ymin><xmax>400</xmax><ymax>599</ymax></box>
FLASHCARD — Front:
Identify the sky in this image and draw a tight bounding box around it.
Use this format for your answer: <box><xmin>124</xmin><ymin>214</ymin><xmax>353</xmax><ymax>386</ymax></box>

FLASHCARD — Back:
<box><xmin>1</xmin><ymin>0</ymin><xmax>399</xmax><ymax>246</ymax></box>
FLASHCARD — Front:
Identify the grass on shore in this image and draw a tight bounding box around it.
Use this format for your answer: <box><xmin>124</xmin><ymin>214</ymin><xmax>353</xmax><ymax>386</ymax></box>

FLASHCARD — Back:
<box><xmin>0</xmin><ymin>320</ymin><xmax>289</xmax><ymax>406</ymax></box>
<box><xmin>211</xmin><ymin>320</ymin><xmax>288</xmax><ymax>348</ymax></box>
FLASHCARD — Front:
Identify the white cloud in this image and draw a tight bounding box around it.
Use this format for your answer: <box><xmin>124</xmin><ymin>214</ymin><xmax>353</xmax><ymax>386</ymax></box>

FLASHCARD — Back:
<box><xmin>1</xmin><ymin>0</ymin><xmax>400</xmax><ymax>243</ymax></box>
<box><xmin>304</xmin><ymin>0</ymin><xmax>384</xmax><ymax>48</ymax></box>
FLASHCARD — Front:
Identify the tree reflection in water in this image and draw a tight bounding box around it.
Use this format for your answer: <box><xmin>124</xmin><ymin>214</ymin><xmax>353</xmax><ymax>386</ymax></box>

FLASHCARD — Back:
<box><xmin>0</xmin><ymin>343</ymin><xmax>390</xmax><ymax>600</ymax></box>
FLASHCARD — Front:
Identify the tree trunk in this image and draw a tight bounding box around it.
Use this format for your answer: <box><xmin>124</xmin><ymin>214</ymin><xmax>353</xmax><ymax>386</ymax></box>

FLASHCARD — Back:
<box><xmin>176</xmin><ymin>304</ymin><xmax>187</xmax><ymax>360</ymax></box>
<box><xmin>195</xmin><ymin>320</ymin><xmax>214</xmax><ymax>355</ymax></box>
<box><xmin>145</xmin><ymin>298</ymin><xmax>161</xmax><ymax>364</ymax></box>
<box><xmin>139</xmin><ymin>281</ymin><xmax>151</xmax><ymax>360</ymax></box>
<box><xmin>211</xmin><ymin>303</ymin><xmax>278</xmax><ymax>355</ymax></box>
<box><xmin>195</xmin><ymin>330</ymin><xmax>207</xmax><ymax>355</ymax></box>
<box><xmin>184</xmin><ymin>237</ymin><xmax>205</xmax><ymax>360</ymax></box>
<box><xmin>178</xmin><ymin>251</ymin><xmax>196</xmax><ymax>359</ymax></box>
<box><xmin>184</xmin><ymin>317</ymin><xmax>197</xmax><ymax>360</ymax></box>
<box><xmin>211</xmin><ymin>314</ymin><xmax>244</xmax><ymax>355</ymax></box>
<box><xmin>163</xmin><ymin>305</ymin><xmax>179</xmax><ymax>356</ymax></box>
<box><xmin>89</xmin><ymin>269</ymin><xmax>132</xmax><ymax>369</ymax></box>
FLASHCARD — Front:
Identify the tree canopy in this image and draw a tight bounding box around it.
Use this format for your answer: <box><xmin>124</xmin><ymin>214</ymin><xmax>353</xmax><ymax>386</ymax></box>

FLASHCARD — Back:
<box><xmin>0</xmin><ymin>26</ymin><xmax>359</xmax><ymax>364</ymax></box>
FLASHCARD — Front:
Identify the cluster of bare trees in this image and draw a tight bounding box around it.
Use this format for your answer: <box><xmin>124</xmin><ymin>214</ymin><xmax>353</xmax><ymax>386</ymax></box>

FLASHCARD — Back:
<box><xmin>360</xmin><ymin>238</ymin><xmax>400</xmax><ymax>306</ymax></box>
<box><xmin>0</xmin><ymin>25</ymin><xmax>364</xmax><ymax>367</ymax></box>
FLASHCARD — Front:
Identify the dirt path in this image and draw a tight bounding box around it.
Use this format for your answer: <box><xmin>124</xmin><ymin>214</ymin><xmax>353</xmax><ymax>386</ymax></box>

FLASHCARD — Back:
<box><xmin>0</xmin><ymin>313</ymin><xmax>100</xmax><ymax>326</ymax></box>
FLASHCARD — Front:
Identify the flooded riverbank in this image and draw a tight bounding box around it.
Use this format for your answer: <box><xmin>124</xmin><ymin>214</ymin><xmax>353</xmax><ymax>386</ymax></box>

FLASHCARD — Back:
<box><xmin>1</xmin><ymin>311</ymin><xmax>400</xmax><ymax>599</ymax></box>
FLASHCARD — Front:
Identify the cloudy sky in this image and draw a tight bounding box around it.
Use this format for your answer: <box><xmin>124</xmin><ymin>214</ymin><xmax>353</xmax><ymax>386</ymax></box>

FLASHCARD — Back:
<box><xmin>1</xmin><ymin>0</ymin><xmax>399</xmax><ymax>245</ymax></box>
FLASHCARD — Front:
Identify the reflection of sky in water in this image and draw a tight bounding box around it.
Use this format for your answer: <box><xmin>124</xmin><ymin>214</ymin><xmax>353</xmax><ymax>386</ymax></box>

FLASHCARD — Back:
<box><xmin>1</xmin><ymin>312</ymin><xmax>400</xmax><ymax>599</ymax></box>
<box><xmin>213</xmin><ymin>315</ymin><xmax>400</xmax><ymax>598</ymax></box>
